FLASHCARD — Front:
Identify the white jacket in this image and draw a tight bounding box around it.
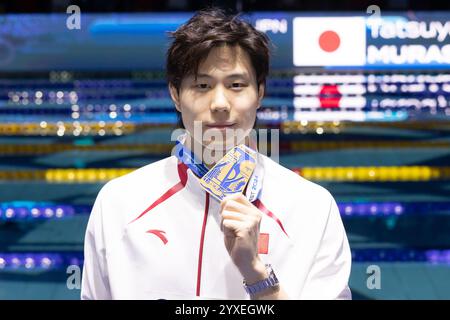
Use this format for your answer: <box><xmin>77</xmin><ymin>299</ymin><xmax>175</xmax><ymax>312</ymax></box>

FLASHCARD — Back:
<box><xmin>81</xmin><ymin>153</ymin><xmax>352</xmax><ymax>300</ymax></box>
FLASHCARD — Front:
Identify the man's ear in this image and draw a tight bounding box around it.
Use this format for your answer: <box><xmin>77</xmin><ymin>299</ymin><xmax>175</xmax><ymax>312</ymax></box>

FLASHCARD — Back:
<box><xmin>257</xmin><ymin>83</ymin><xmax>265</xmax><ymax>110</ymax></box>
<box><xmin>169</xmin><ymin>84</ymin><xmax>181</xmax><ymax>112</ymax></box>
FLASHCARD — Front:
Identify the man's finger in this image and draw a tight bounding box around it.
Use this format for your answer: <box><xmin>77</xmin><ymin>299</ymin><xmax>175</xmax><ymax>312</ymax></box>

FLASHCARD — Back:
<box><xmin>220</xmin><ymin>193</ymin><xmax>250</xmax><ymax>212</ymax></box>
<box><xmin>221</xmin><ymin>210</ymin><xmax>244</xmax><ymax>221</ymax></box>
<box><xmin>222</xmin><ymin>218</ymin><xmax>244</xmax><ymax>235</ymax></box>
<box><xmin>221</xmin><ymin>199</ymin><xmax>251</xmax><ymax>215</ymax></box>
<box><xmin>220</xmin><ymin>210</ymin><xmax>245</xmax><ymax>232</ymax></box>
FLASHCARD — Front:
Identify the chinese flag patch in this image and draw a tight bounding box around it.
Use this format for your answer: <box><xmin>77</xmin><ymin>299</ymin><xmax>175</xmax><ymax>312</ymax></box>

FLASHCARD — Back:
<box><xmin>258</xmin><ymin>233</ymin><xmax>269</xmax><ymax>254</ymax></box>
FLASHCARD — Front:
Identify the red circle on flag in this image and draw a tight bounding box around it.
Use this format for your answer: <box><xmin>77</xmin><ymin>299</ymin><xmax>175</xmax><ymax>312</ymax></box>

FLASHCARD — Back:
<box><xmin>318</xmin><ymin>31</ymin><xmax>340</xmax><ymax>52</ymax></box>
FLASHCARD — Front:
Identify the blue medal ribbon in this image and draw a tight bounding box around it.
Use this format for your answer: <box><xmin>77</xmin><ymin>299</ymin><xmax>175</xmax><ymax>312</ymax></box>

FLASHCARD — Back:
<box><xmin>174</xmin><ymin>140</ymin><xmax>209</xmax><ymax>178</ymax></box>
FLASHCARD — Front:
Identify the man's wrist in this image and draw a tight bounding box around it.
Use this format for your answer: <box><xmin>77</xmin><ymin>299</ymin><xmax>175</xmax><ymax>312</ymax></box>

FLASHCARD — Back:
<box><xmin>243</xmin><ymin>263</ymin><xmax>280</xmax><ymax>298</ymax></box>
<box><xmin>239</xmin><ymin>258</ymin><xmax>268</xmax><ymax>284</ymax></box>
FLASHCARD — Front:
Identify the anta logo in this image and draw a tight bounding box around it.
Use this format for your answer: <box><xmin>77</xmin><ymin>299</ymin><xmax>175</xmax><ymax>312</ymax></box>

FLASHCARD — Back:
<box><xmin>146</xmin><ymin>229</ymin><xmax>168</xmax><ymax>245</ymax></box>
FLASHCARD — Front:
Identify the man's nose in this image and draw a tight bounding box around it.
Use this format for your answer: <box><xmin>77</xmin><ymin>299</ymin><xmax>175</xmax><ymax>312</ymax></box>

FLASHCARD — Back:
<box><xmin>210</xmin><ymin>86</ymin><xmax>231</xmax><ymax>112</ymax></box>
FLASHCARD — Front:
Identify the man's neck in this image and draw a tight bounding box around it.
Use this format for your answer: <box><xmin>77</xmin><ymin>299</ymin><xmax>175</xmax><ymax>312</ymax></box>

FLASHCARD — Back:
<box><xmin>185</xmin><ymin>136</ymin><xmax>222</xmax><ymax>169</ymax></box>
<box><xmin>184</xmin><ymin>134</ymin><xmax>254</xmax><ymax>170</ymax></box>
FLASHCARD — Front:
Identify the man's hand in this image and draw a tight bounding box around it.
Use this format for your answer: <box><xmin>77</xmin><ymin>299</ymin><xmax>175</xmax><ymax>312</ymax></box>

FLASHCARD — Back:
<box><xmin>220</xmin><ymin>193</ymin><xmax>290</xmax><ymax>300</ymax></box>
<box><xmin>220</xmin><ymin>193</ymin><xmax>267</xmax><ymax>283</ymax></box>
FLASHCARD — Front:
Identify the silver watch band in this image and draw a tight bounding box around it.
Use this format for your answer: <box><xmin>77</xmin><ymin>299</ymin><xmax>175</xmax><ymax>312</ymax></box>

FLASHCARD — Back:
<box><xmin>243</xmin><ymin>264</ymin><xmax>279</xmax><ymax>296</ymax></box>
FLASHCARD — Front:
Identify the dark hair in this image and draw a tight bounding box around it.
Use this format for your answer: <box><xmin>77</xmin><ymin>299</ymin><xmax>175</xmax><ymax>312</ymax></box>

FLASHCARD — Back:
<box><xmin>166</xmin><ymin>7</ymin><xmax>271</xmax><ymax>128</ymax></box>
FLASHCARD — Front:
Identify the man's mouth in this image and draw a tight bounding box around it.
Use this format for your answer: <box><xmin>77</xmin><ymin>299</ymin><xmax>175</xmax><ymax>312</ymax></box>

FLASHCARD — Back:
<box><xmin>205</xmin><ymin>123</ymin><xmax>236</xmax><ymax>129</ymax></box>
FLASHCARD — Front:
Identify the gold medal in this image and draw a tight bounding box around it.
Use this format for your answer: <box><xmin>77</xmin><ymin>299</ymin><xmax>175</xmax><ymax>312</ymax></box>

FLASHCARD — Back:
<box><xmin>199</xmin><ymin>145</ymin><xmax>257</xmax><ymax>201</ymax></box>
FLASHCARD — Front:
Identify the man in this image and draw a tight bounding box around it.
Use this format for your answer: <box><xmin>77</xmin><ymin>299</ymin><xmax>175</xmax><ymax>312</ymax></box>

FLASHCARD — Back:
<box><xmin>81</xmin><ymin>8</ymin><xmax>352</xmax><ymax>300</ymax></box>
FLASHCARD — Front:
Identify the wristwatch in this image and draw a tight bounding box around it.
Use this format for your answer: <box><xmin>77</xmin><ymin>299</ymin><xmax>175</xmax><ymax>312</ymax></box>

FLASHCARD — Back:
<box><xmin>243</xmin><ymin>264</ymin><xmax>279</xmax><ymax>297</ymax></box>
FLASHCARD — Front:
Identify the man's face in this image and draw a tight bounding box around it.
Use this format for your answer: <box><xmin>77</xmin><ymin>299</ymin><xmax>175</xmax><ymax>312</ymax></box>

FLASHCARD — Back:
<box><xmin>170</xmin><ymin>45</ymin><xmax>264</xmax><ymax>152</ymax></box>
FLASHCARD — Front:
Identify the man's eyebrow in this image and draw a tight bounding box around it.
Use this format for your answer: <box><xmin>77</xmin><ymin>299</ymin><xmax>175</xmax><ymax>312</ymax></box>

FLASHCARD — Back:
<box><xmin>226</xmin><ymin>73</ymin><xmax>250</xmax><ymax>79</ymax></box>
<box><xmin>195</xmin><ymin>73</ymin><xmax>250</xmax><ymax>79</ymax></box>
<box><xmin>195</xmin><ymin>73</ymin><xmax>213</xmax><ymax>79</ymax></box>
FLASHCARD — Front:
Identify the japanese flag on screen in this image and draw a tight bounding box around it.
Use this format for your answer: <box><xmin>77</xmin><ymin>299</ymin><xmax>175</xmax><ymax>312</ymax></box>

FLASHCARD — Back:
<box><xmin>293</xmin><ymin>17</ymin><xmax>366</xmax><ymax>66</ymax></box>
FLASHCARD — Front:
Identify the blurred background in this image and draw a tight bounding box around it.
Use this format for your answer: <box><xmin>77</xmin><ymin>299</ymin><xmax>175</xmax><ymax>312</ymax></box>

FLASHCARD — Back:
<box><xmin>0</xmin><ymin>0</ymin><xmax>449</xmax><ymax>300</ymax></box>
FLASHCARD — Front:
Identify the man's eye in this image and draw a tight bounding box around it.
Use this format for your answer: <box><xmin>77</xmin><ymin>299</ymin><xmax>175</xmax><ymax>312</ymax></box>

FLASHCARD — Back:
<box><xmin>195</xmin><ymin>84</ymin><xmax>209</xmax><ymax>89</ymax></box>
<box><xmin>231</xmin><ymin>83</ymin><xmax>245</xmax><ymax>89</ymax></box>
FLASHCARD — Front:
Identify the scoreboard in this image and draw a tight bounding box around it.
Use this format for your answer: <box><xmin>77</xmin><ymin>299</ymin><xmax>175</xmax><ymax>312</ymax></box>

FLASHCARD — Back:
<box><xmin>0</xmin><ymin>12</ymin><xmax>449</xmax><ymax>123</ymax></box>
